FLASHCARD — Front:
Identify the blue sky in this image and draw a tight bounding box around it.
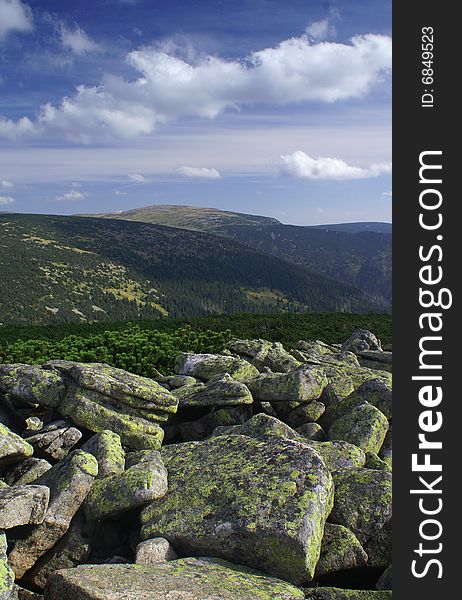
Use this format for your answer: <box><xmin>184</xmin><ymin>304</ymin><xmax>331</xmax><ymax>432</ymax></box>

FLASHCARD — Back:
<box><xmin>0</xmin><ymin>0</ymin><xmax>391</xmax><ymax>225</ymax></box>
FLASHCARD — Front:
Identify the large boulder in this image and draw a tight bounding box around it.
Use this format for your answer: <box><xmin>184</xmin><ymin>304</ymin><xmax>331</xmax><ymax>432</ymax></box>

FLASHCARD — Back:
<box><xmin>174</xmin><ymin>353</ymin><xmax>259</xmax><ymax>382</ymax></box>
<box><xmin>172</xmin><ymin>374</ymin><xmax>253</xmax><ymax>407</ymax></box>
<box><xmin>315</xmin><ymin>523</ymin><xmax>368</xmax><ymax>578</ymax></box>
<box><xmin>7</xmin><ymin>450</ymin><xmax>98</xmax><ymax>579</ymax></box>
<box><xmin>84</xmin><ymin>453</ymin><xmax>167</xmax><ymax>521</ymax></box>
<box><xmin>59</xmin><ymin>386</ymin><xmax>164</xmax><ymax>450</ymax></box>
<box><xmin>0</xmin><ymin>423</ymin><xmax>33</xmax><ymax>468</ymax></box>
<box><xmin>141</xmin><ymin>434</ymin><xmax>334</xmax><ymax>584</ymax></box>
<box><xmin>0</xmin><ymin>485</ymin><xmax>49</xmax><ymax>529</ymax></box>
<box><xmin>0</xmin><ymin>364</ymin><xmax>66</xmax><ymax>408</ymax></box>
<box><xmin>45</xmin><ymin>361</ymin><xmax>178</xmax><ymax>415</ymax></box>
<box><xmin>45</xmin><ymin>558</ymin><xmax>305</xmax><ymax>599</ymax></box>
<box><xmin>342</xmin><ymin>330</ymin><xmax>382</xmax><ymax>354</ymax></box>
<box><xmin>246</xmin><ymin>366</ymin><xmax>328</xmax><ymax>403</ymax></box>
<box><xmin>328</xmin><ymin>403</ymin><xmax>389</xmax><ymax>454</ymax></box>
<box><xmin>4</xmin><ymin>458</ymin><xmax>52</xmax><ymax>486</ymax></box>
<box><xmin>80</xmin><ymin>431</ymin><xmax>125</xmax><ymax>479</ymax></box>
<box><xmin>329</xmin><ymin>468</ymin><xmax>392</xmax><ymax>544</ymax></box>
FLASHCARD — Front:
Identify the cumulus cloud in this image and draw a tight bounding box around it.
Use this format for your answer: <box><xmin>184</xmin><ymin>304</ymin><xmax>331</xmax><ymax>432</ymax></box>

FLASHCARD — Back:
<box><xmin>177</xmin><ymin>166</ymin><xmax>221</xmax><ymax>179</ymax></box>
<box><xmin>128</xmin><ymin>173</ymin><xmax>149</xmax><ymax>182</ymax></box>
<box><xmin>382</xmin><ymin>191</ymin><xmax>392</xmax><ymax>196</ymax></box>
<box><xmin>56</xmin><ymin>190</ymin><xmax>88</xmax><ymax>200</ymax></box>
<box><xmin>60</xmin><ymin>23</ymin><xmax>101</xmax><ymax>55</ymax></box>
<box><xmin>1</xmin><ymin>179</ymin><xmax>14</xmax><ymax>188</ymax></box>
<box><xmin>280</xmin><ymin>151</ymin><xmax>392</xmax><ymax>180</ymax></box>
<box><xmin>0</xmin><ymin>195</ymin><xmax>15</xmax><ymax>205</ymax></box>
<box><xmin>0</xmin><ymin>32</ymin><xmax>391</xmax><ymax>143</ymax></box>
<box><xmin>0</xmin><ymin>0</ymin><xmax>33</xmax><ymax>40</ymax></box>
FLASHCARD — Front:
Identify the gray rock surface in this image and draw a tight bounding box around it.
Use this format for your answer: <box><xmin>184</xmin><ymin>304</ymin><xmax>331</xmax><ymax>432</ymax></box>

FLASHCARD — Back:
<box><xmin>141</xmin><ymin>434</ymin><xmax>334</xmax><ymax>584</ymax></box>
<box><xmin>44</xmin><ymin>558</ymin><xmax>305</xmax><ymax>600</ymax></box>
<box><xmin>0</xmin><ymin>486</ymin><xmax>49</xmax><ymax>529</ymax></box>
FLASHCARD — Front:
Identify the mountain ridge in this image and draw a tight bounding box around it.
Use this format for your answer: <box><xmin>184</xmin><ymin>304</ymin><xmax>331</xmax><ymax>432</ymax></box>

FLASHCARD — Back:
<box><xmin>0</xmin><ymin>213</ymin><xmax>386</xmax><ymax>327</ymax></box>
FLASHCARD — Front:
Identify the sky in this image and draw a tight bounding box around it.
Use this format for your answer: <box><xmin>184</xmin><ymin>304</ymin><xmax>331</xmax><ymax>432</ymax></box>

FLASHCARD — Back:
<box><xmin>0</xmin><ymin>0</ymin><xmax>392</xmax><ymax>225</ymax></box>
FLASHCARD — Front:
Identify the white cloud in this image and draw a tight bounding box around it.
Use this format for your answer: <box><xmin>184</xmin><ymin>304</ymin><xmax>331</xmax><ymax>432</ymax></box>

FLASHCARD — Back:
<box><xmin>0</xmin><ymin>0</ymin><xmax>33</xmax><ymax>40</ymax></box>
<box><xmin>1</xmin><ymin>179</ymin><xmax>14</xmax><ymax>188</ymax></box>
<box><xmin>56</xmin><ymin>190</ymin><xmax>88</xmax><ymax>200</ymax></box>
<box><xmin>382</xmin><ymin>191</ymin><xmax>392</xmax><ymax>196</ymax></box>
<box><xmin>115</xmin><ymin>190</ymin><xmax>128</xmax><ymax>195</ymax></box>
<box><xmin>280</xmin><ymin>151</ymin><xmax>392</xmax><ymax>180</ymax></box>
<box><xmin>60</xmin><ymin>23</ymin><xmax>101</xmax><ymax>55</ymax></box>
<box><xmin>177</xmin><ymin>166</ymin><xmax>221</xmax><ymax>179</ymax></box>
<box><xmin>305</xmin><ymin>8</ymin><xmax>339</xmax><ymax>41</ymax></box>
<box><xmin>305</xmin><ymin>19</ymin><xmax>333</xmax><ymax>41</ymax></box>
<box><xmin>0</xmin><ymin>195</ymin><xmax>15</xmax><ymax>205</ymax></box>
<box><xmin>0</xmin><ymin>32</ymin><xmax>391</xmax><ymax>142</ymax></box>
<box><xmin>128</xmin><ymin>173</ymin><xmax>149</xmax><ymax>182</ymax></box>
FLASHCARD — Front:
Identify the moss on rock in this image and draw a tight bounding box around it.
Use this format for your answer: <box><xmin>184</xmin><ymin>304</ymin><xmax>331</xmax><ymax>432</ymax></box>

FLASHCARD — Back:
<box><xmin>140</xmin><ymin>434</ymin><xmax>334</xmax><ymax>585</ymax></box>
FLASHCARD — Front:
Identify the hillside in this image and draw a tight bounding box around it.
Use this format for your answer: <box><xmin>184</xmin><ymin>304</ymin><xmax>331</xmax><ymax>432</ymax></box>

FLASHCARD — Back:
<box><xmin>88</xmin><ymin>204</ymin><xmax>279</xmax><ymax>231</ymax></box>
<box><xmin>0</xmin><ymin>214</ymin><xmax>386</xmax><ymax>327</ymax></box>
<box><xmin>91</xmin><ymin>205</ymin><xmax>392</xmax><ymax>306</ymax></box>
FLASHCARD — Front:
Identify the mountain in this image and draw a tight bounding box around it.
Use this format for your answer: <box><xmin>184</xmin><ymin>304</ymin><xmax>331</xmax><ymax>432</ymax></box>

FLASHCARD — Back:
<box><xmin>87</xmin><ymin>205</ymin><xmax>279</xmax><ymax>231</ymax></box>
<box><xmin>90</xmin><ymin>205</ymin><xmax>392</xmax><ymax>307</ymax></box>
<box><xmin>309</xmin><ymin>222</ymin><xmax>392</xmax><ymax>234</ymax></box>
<box><xmin>0</xmin><ymin>214</ymin><xmax>386</xmax><ymax>327</ymax></box>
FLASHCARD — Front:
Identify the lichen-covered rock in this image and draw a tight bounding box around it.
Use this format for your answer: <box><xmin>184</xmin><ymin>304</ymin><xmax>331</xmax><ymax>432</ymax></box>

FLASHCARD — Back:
<box><xmin>174</xmin><ymin>353</ymin><xmax>259</xmax><ymax>382</ymax></box>
<box><xmin>25</xmin><ymin>421</ymin><xmax>82</xmax><ymax>461</ymax></box>
<box><xmin>246</xmin><ymin>366</ymin><xmax>328</xmax><ymax>403</ymax></box>
<box><xmin>4</xmin><ymin>458</ymin><xmax>52</xmax><ymax>487</ymax></box>
<box><xmin>363</xmin><ymin>520</ymin><xmax>392</xmax><ymax>569</ymax></box>
<box><xmin>0</xmin><ymin>364</ymin><xmax>66</xmax><ymax>408</ymax></box>
<box><xmin>25</xmin><ymin>512</ymin><xmax>94</xmax><ymax>590</ymax></box>
<box><xmin>315</xmin><ymin>523</ymin><xmax>368</xmax><ymax>578</ymax></box>
<box><xmin>84</xmin><ymin>453</ymin><xmax>167</xmax><ymax>521</ymax></box>
<box><xmin>342</xmin><ymin>330</ymin><xmax>382</xmax><ymax>354</ymax></box>
<box><xmin>7</xmin><ymin>450</ymin><xmax>98</xmax><ymax>579</ymax></box>
<box><xmin>227</xmin><ymin>338</ymin><xmax>302</xmax><ymax>373</ymax></box>
<box><xmin>80</xmin><ymin>431</ymin><xmax>125</xmax><ymax>479</ymax></box>
<box><xmin>329</xmin><ymin>468</ymin><xmax>392</xmax><ymax>544</ymax></box>
<box><xmin>211</xmin><ymin>412</ymin><xmax>300</xmax><ymax>442</ymax></box>
<box><xmin>376</xmin><ymin>564</ymin><xmax>392</xmax><ymax>590</ymax></box>
<box><xmin>44</xmin><ymin>558</ymin><xmax>306</xmax><ymax>600</ymax></box>
<box><xmin>356</xmin><ymin>379</ymin><xmax>392</xmax><ymax>419</ymax></box>
<box><xmin>211</xmin><ymin>414</ymin><xmax>365</xmax><ymax>473</ymax></box>
<box><xmin>284</xmin><ymin>401</ymin><xmax>325</xmax><ymax>428</ymax></box>
<box><xmin>45</xmin><ymin>361</ymin><xmax>178</xmax><ymax>415</ymax></box>
<box><xmin>304</xmin><ymin>588</ymin><xmax>392</xmax><ymax>599</ymax></box>
<box><xmin>141</xmin><ymin>434</ymin><xmax>334</xmax><ymax>584</ymax></box>
<box><xmin>59</xmin><ymin>386</ymin><xmax>164</xmax><ymax>450</ymax></box>
<box><xmin>0</xmin><ymin>423</ymin><xmax>33</xmax><ymax>468</ymax></box>
<box><xmin>135</xmin><ymin>538</ymin><xmax>177</xmax><ymax>564</ymax></box>
<box><xmin>0</xmin><ymin>532</ymin><xmax>15</xmax><ymax>600</ymax></box>
<box><xmin>328</xmin><ymin>403</ymin><xmax>389</xmax><ymax>455</ymax></box>
<box><xmin>0</xmin><ymin>485</ymin><xmax>49</xmax><ymax>529</ymax></box>
<box><xmin>172</xmin><ymin>374</ymin><xmax>253</xmax><ymax>407</ymax></box>
<box><xmin>296</xmin><ymin>422</ymin><xmax>326</xmax><ymax>441</ymax></box>
<box><xmin>307</xmin><ymin>441</ymin><xmax>366</xmax><ymax>474</ymax></box>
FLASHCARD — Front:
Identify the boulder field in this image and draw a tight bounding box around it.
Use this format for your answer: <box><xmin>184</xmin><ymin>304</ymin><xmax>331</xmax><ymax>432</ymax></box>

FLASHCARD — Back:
<box><xmin>0</xmin><ymin>329</ymin><xmax>392</xmax><ymax>599</ymax></box>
